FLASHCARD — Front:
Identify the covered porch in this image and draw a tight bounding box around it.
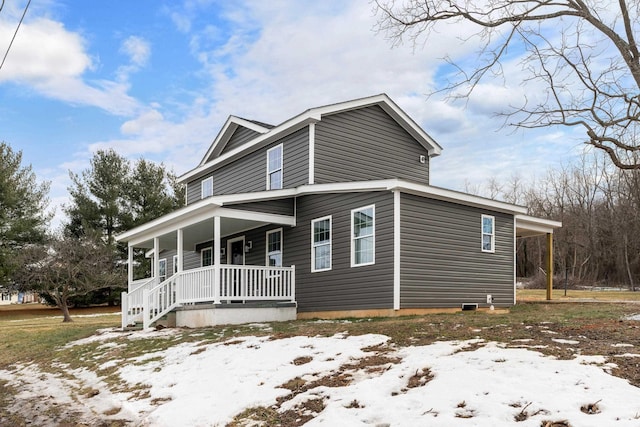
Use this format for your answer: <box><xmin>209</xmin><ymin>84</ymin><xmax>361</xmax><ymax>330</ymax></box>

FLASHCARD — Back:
<box><xmin>116</xmin><ymin>199</ymin><xmax>297</xmax><ymax>329</ymax></box>
<box><xmin>515</xmin><ymin>214</ymin><xmax>563</xmax><ymax>301</ymax></box>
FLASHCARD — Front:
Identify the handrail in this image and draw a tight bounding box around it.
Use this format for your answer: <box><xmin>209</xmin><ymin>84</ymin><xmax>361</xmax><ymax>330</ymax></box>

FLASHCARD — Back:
<box><xmin>122</xmin><ymin>264</ymin><xmax>296</xmax><ymax>330</ymax></box>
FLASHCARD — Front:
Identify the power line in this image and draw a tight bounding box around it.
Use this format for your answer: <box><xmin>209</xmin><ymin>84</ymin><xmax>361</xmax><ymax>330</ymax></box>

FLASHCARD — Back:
<box><xmin>0</xmin><ymin>0</ymin><xmax>31</xmax><ymax>72</ymax></box>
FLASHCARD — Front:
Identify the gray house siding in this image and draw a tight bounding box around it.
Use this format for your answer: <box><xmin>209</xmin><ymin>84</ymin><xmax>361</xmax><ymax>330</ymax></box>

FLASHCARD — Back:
<box><xmin>185</xmin><ymin>128</ymin><xmax>308</xmax><ymax>204</ymax></box>
<box><xmin>287</xmin><ymin>192</ymin><xmax>394</xmax><ymax>312</ymax></box>
<box><xmin>224</xmin><ymin>198</ymin><xmax>295</xmax><ymax>216</ymax></box>
<box><xmin>400</xmin><ymin>193</ymin><xmax>514</xmax><ymax>308</ymax></box>
<box><xmin>314</xmin><ymin>105</ymin><xmax>430</xmax><ymax>185</ymax></box>
<box><xmin>220</xmin><ymin>127</ymin><xmax>262</xmax><ymax>155</ymax></box>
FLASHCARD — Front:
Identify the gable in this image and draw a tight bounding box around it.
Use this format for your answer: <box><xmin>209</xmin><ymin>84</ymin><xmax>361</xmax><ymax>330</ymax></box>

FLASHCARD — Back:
<box><xmin>200</xmin><ymin>116</ymin><xmax>271</xmax><ymax>165</ymax></box>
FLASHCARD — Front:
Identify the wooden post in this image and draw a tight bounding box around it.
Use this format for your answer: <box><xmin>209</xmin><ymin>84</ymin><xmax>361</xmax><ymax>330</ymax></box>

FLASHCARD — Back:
<box><xmin>546</xmin><ymin>232</ymin><xmax>553</xmax><ymax>300</ymax></box>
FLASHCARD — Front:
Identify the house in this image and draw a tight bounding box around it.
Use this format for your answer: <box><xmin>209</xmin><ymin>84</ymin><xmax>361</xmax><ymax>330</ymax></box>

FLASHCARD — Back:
<box><xmin>116</xmin><ymin>94</ymin><xmax>561</xmax><ymax>329</ymax></box>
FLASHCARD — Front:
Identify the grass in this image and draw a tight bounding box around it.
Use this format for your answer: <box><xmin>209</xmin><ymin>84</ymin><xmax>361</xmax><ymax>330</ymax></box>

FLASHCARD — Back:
<box><xmin>0</xmin><ymin>297</ymin><xmax>639</xmax><ymax>425</ymax></box>
<box><xmin>518</xmin><ymin>288</ymin><xmax>640</xmax><ymax>302</ymax></box>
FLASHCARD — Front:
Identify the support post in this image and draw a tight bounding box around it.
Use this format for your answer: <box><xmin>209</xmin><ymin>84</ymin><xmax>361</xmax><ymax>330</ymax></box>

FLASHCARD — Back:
<box><xmin>176</xmin><ymin>228</ymin><xmax>184</xmax><ymax>303</ymax></box>
<box><xmin>153</xmin><ymin>237</ymin><xmax>160</xmax><ymax>280</ymax></box>
<box><xmin>127</xmin><ymin>245</ymin><xmax>134</xmax><ymax>289</ymax></box>
<box><xmin>214</xmin><ymin>216</ymin><xmax>221</xmax><ymax>304</ymax></box>
<box><xmin>121</xmin><ymin>291</ymin><xmax>128</xmax><ymax>330</ymax></box>
<box><xmin>546</xmin><ymin>232</ymin><xmax>553</xmax><ymax>300</ymax></box>
<box><xmin>290</xmin><ymin>265</ymin><xmax>296</xmax><ymax>302</ymax></box>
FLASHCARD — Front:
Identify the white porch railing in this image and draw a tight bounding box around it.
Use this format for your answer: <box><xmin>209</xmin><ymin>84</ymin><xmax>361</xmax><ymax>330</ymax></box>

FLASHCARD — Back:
<box><xmin>121</xmin><ymin>265</ymin><xmax>295</xmax><ymax>330</ymax></box>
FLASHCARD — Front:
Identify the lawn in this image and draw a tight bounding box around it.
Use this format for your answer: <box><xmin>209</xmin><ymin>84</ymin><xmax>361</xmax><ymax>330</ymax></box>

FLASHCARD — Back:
<box><xmin>0</xmin><ymin>298</ymin><xmax>639</xmax><ymax>426</ymax></box>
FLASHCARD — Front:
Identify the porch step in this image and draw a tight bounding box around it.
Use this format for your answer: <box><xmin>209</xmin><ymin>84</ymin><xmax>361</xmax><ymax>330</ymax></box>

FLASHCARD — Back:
<box><xmin>124</xmin><ymin>312</ymin><xmax>175</xmax><ymax>331</ymax></box>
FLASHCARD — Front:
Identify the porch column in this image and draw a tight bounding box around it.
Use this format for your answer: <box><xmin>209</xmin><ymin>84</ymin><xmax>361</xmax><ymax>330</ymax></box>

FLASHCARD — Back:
<box><xmin>153</xmin><ymin>237</ymin><xmax>160</xmax><ymax>280</ymax></box>
<box><xmin>176</xmin><ymin>229</ymin><xmax>183</xmax><ymax>273</ymax></box>
<box><xmin>213</xmin><ymin>216</ymin><xmax>221</xmax><ymax>304</ymax></box>
<box><xmin>546</xmin><ymin>232</ymin><xmax>553</xmax><ymax>300</ymax></box>
<box><xmin>127</xmin><ymin>244</ymin><xmax>134</xmax><ymax>287</ymax></box>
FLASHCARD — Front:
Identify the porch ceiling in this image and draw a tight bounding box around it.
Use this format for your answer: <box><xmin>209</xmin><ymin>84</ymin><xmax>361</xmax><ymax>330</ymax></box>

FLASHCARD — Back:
<box><xmin>515</xmin><ymin>214</ymin><xmax>562</xmax><ymax>238</ymax></box>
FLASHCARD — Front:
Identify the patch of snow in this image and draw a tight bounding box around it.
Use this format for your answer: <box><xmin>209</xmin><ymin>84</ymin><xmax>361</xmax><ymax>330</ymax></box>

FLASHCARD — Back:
<box><xmin>6</xmin><ymin>332</ymin><xmax>640</xmax><ymax>426</ymax></box>
<box><xmin>612</xmin><ymin>343</ymin><xmax>634</xmax><ymax>347</ymax></box>
<box><xmin>540</xmin><ymin>330</ymin><xmax>559</xmax><ymax>334</ymax></box>
<box><xmin>552</xmin><ymin>338</ymin><xmax>580</xmax><ymax>345</ymax></box>
<box><xmin>626</xmin><ymin>314</ymin><xmax>640</xmax><ymax>321</ymax></box>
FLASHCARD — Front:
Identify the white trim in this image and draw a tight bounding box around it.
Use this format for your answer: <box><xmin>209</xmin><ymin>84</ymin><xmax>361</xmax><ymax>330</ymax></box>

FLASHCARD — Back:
<box><xmin>227</xmin><ymin>236</ymin><xmax>246</xmax><ymax>265</ymax></box>
<box><xmin>308</xmin><ymin>123</ymin><xmax>315</xmax><ymax>184</ymax></box>
<box><xmin>265</xmin><ymin>228</ymin><xmax>283</xmax><ymax>267</ymax></box>
<box><xmin>178</xmin><ymin>94</ymin><xmax>442</xmax><ymax>184</ymax></box>
<box><xmin>481</xmin><ymin>214</ymin><xmax>495</xmax><ymax>253</ymax></box>
<box><xmin>177</xmin><ymin>228</ymin><xmax>184</xmax><ymax>273</ymax></box>
<box><xmin>199</xmin><ymin>116</ymin><xmax>270</xmax><ymax>166</ymax></box>
<box><xmin>266</xmin><ymin>144</ymin><xmax>283</xmax><ymax>190</ymax></box>
<box><xmin>201</xmin><ymin>176</ymin><xmax>213</xmax><ymax>199</ymax></box>
<box><xmin>393</xmin><ymin>190</ymin><xmax>401</xmax><ymax>310</ymax></box>
<box><xmin>513</xmin><ymin>218</ymin><xmax>517</xmax><ymax>305</ymax></box>
<box><xmin>350</xmin><ymin>204</ymin><xmax>375</xmax><ymax>267</ymax></box>
<box><xmin>201</xmin><ymin>247</ymin><xmax>213</xmax><ymax>267</ymax></box>
<box><xmin>172</xmin><ymin>255</ymin><xmax>178</xmax><ymax>274</ymax></box>
<box><xmin>515</xmin><ymin>214</ymin><xmax>562</xmax><ymax>236</ymax></box>
<box><xmin>311</xmin><ymin>215</ymin><xmax>332</xmax><ymax>272</ymax></box>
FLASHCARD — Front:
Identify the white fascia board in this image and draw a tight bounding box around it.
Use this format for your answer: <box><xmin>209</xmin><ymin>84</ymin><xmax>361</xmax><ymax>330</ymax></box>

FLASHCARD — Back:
<box><xmin>515</xmin><ymin>214</ymin><xmax>562</xmax><ymax>236</ymax></box>
<box><xmin>199</xmin><ymin>116</ymin><xmax>271</xmax><ymax>167</ymax></box>
<box><xmin>215</xmin><ymin>207</ymin><xmax>296</xmax><ymax>226</ymax></box>
<box><xmin>391</xmin><ymin>180</ymin><xmax>529</xmax><ymax>214</ymax></box>
<box><xmin>179</xmin><ymin>114</ymin><xmax>320</xmax><ymax>184</ymax></box>
<box><xmin>116</xmin><ymin>198</ymin><xmax>222</xmax><ymax>244</ymax></box>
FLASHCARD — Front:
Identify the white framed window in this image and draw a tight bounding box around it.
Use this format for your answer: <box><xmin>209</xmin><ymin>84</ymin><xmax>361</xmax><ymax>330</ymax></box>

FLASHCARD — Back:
<box><xmin>201</xmin><ymin>176</ymin><xmax>213</xmax><ymax>199</ymax></box>
<box><xmin>201</xmin><ymin>247</ymin><xmax>213</xmax><ymax>267</ymax></box>
<box><xmin>158</xmin><ymin>258</ymin><xmax>167</xmax><ymax>282</ymax></box>
<box><xmin>351</xmin><ymin>205</ymin><xmax>375</xmax><ymax>267</ymax></box>
<box><xmin>311</xmin><ymin>216</ymin><xmax>331</xmax><ymax>272</ymax></box>
<box><xmin>267</xmin><ymin>144</ymin><xmax>283</xmax><ymax>190</ymax></box>
<box><xmin>266</xmin><ymin>228</ymin><xmax>283</xmax><ymax>267</ymax></box>
<box><xmin>482</xmin><ymin>214</ymin><xmax>495</xmax><ymax>253</ymax></box>
<box><xmin>173</xmin><ymin>255</ymin><xmax>179</xmax><ymax>274</ymax></box>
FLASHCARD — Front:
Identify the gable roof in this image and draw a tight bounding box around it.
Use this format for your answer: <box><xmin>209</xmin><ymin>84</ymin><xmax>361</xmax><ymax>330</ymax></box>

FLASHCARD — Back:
<box><xmin>200</xmin><ymin>116</ymin><xmax>272</xmax><ymax>165</ymax></box>
<box><xmin>179</xmin><ymin>94</ymin><xmax>443</xmax><ymax>184</ymax></box>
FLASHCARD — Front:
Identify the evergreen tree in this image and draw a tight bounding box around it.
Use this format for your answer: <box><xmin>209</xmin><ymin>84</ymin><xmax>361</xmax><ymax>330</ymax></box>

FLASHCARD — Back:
<box><xmin>0</xmin><ymin>142</ymin><xmax>50</xmax><ymax>285</ymax></box>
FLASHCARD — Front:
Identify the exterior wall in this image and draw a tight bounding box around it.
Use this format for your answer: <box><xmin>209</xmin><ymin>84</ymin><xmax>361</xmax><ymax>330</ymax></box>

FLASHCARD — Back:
<box><xmin>286</xmin><ymin>192</ymin><xmax>395</xmax><ymax>312</ymax></box>
<box><xmin>220</xmin><ymin>127</ymin><xmax>263</xmax><ymax>155</ymax></box>
<box><xmin>185</xmin><ymin>128</ymin><xmax>308</xmax><ymax>204</ymax></box>
<box><xmin>314</xmin><ymin>105</ymin><xmax>430</xmax><ymax>185</ymax></box>
<box><xmin>399</xmin><ymin>193</ymin><xmax>515</xmax><ymax>308</ymax></box>
<box><xmin>224</xmin><ymin>198</ymin><xmax>295</xmax><ymax>216</ymax></box>
<box><xmin>158</xmin><ymin>249</ymin><xmax>201</xmax><ymax>276</ymax></box>
<box><xmin>194</xmin><ymin>223</ymin><xmax>292</xmax><ymax>267</ymax></box>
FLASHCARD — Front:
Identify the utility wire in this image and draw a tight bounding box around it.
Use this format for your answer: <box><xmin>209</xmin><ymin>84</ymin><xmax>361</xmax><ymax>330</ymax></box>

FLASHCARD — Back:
<box><xmin>0</xmin><ymin>1</ymin><xmax>5</xmax><ymax>13</ymax></box>
<box><xmin>0</xmin><ymin>0</ymin><xmax>31</xmax><ymax>72</ymax></box>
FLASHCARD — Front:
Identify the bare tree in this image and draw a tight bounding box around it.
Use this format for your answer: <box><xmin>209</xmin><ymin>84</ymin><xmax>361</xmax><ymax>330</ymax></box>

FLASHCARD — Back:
<box><xmin>375</xmin><ymin>0</ymin><xmax>640</xmax><ymax>169</ymax></box>
<box><xmin>16</xmin><ymin>234</ymin><xmax>125</xmax><ymax>322</ymax></box>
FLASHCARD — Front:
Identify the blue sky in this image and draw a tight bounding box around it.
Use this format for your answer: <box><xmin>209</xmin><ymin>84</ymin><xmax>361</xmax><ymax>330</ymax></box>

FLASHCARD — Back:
<box><xmin>0</xmin><ymin>0</ymin><xmax>588</xmax><ymax>228</ymax></box>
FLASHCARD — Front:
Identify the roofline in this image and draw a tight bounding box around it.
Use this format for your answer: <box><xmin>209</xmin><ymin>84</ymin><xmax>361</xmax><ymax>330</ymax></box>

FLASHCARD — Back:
<box><xmin>199</xmin><ymin>116</ymin><xmax>271</xmax><ymax>167</ymax></box>
<box><xmin>515</xmin><ymin>214</ymin><xmax>563</xmax><ymax>236</ymax></box>
<box><xmin>117</xmin><ymin>179</ymin><xmax>546</xmax><ymax>244</ymax></box>
<box><xmin>178</xmin><ymin>94</ymin><xmax>443</xmax><ymax>184</ymax></box>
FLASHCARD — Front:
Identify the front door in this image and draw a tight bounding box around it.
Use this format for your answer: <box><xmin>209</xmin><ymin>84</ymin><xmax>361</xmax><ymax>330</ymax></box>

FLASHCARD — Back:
<box><xmin>228</xmin><ymin>238</ymin><xmax>245</xmax><ymax>265</ymax></box>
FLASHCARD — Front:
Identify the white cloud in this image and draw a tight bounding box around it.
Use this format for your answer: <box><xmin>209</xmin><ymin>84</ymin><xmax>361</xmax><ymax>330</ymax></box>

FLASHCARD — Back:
<box><xmin>120</xmin><ymin>36</ymin><xmax>150</xmax><ymax>68</ymax></box>
<box><xmin>0</xmin><ymin>15</ymin><xmax>141</xmax><ymax>116</ymax></box>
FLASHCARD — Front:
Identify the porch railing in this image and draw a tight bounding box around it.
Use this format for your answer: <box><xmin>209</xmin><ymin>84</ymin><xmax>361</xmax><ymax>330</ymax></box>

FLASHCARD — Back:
<box><xmin>121</xmin><ymin>264</ymin><xmax>295</xmax><ymax>330</ymax></box>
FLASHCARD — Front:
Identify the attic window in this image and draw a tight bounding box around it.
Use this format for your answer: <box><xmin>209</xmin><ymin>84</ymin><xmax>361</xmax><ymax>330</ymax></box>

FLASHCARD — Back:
<box><xmin>201</xmin><ymin>176</ymin><xmax>213</xmax><ymax>199</ymax></box>
<box><xmin>267</xmin><ymin>144</ymin><xmax>283</xmax><ymax>190</ymax></box>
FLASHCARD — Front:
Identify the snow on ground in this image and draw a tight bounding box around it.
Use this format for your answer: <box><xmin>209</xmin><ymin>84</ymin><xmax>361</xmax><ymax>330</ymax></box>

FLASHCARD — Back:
<box><xmin>3</xmin><ymin>330</ymin><xmax>640</xmax><ymax>426</ymax></box>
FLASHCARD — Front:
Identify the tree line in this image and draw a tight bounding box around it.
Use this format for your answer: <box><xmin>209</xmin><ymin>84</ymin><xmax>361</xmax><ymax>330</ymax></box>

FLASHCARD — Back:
<box><xmin>0</xmin><ymin>143</ymin><xmax>183</xmax><ymax>321</ymax></box>
<box><xmin>473</xmin><ymin>154</ymin><xmax>640</xmax><ymax>290</ymax></box>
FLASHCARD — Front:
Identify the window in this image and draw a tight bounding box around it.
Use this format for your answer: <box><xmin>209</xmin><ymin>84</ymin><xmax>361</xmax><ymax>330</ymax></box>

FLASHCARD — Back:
<box><xmin>351</xmin><ymin>205</ymin><xmax>375</xmax><ymax>266</ymax></box>
<box><xmin>267</xmin><ymin>144</ymin><xmax>283</xmax><ymax>190</ymax></box>
<box><xmin>201</xmin><ymin>176</ymin><xmax>213</xmax><ymax>199</ymax></box>
<box><xmin>158</xmin><ymin>258</ymin><xmax>167</xmax><ymax>282</ymax></box>
<box><xmin>482</xmin><ymin>215</ymin><xmax>495</xmax><ymax>253</ymax></box>
<box><xmin>173</xmin><ymin>255</ymin><xmax>179</xmax><ymax>274</ymax></box>
<box><xmin>311</xmin><ymin>216</ymin><xmax>331</xmax><ymax>272</ymax></box>
<box><xmin>266</xmin><ymin>229</ymin><xmax>283</xmax><ymax>267</ymax></box>
<box><xmin>201</xmin><ymin>247</ymin><xmax>213</xmax><ymax>267</ymax></box>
